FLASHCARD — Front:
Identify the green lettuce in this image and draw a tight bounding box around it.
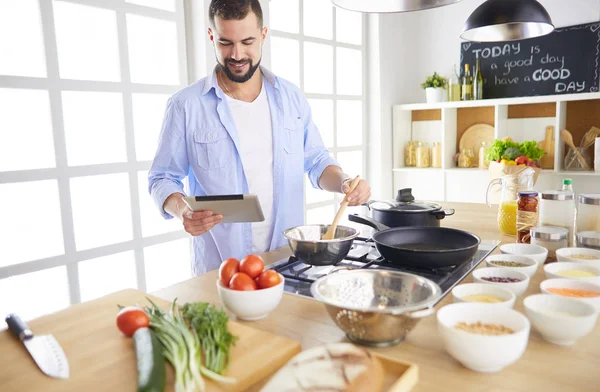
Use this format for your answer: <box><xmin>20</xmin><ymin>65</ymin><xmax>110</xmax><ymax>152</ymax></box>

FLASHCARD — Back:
<box><xmin>519</xmin><ymin>140</ymin><xmax>545</xmax><ymax>161</ymax></box>
<box><xmin>484</xmin><ymin>139</ymin><xmax>545</xmax><ymax>162</ymax></box>
<box><xmin>484</xmin><ymin>139</ymin><xmax>520</xmax><ymax>162</ymax></box>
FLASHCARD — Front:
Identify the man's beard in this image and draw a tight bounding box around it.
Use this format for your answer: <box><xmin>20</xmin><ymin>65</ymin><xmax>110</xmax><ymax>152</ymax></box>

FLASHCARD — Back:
<box><xmin>217</xmin><ymin>57</ymin><xmax>261</xmax><ymax>83</ymax></box>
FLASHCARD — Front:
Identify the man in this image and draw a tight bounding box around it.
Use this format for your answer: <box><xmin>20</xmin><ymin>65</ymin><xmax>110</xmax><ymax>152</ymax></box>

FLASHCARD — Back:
<box><xmin>149</xmin><ymin>0</ymin><xmax>371</xmax><ymax>275</ymax></box>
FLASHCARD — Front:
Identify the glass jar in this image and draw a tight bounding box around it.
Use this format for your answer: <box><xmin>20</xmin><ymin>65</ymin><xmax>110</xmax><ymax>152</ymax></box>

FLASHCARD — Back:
<box><xmin>564</xmin><ymin>147</ymin><xmax>593</xmax><ymax>171</ymax></box>
<box><xmin>404</xmin><ymin>141</ymin><xmax>417</xmax><ymax>167</ymax></box>
<box><xmin>576</xmin><ymin>231</ymin><xmax>600</xmax><ymax>250</ymax></box>
<box><xmin>577</xmin><ymin>194</ymin><xmax>600</xmax><ymax>232</ymax></box>
<box><xmin>432</xmin><ymin>142</ymin><xmax>442</xmax><ymax>168</ymax></box>
<box><xmin>517</xmin><ymin>191</ymin><xmax>538</xmax><ymax>244</ymax></box>
<box><xmin>416</xmin><ymin>143</ymin><xmax>431</xmax><ymax>168</ymax></box>
<box><xmin>458</xmin><ymin>148</ymin><xmax>474</xmax><ymax>168</ymax></box>
<box><xmin>531</xmin><ymin>226</ymin><xmax>569</xmax><ymax>264</ymax></box>
<box><xmin>539</xmin><ymin>190</ymin><xmax>575</xmax><ymax>246</ymax></box>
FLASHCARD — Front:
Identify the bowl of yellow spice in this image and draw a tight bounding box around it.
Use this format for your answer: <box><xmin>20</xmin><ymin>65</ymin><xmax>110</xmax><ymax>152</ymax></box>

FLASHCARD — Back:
<box><xmin>452</xmin><ymin>283</ymin><xmax>516</xmax><ymax>308</ymax></box>
<box><xmin>544</xmin><ymin>262</ymin><xmax>600</xmax><ymax>284</ymax></box>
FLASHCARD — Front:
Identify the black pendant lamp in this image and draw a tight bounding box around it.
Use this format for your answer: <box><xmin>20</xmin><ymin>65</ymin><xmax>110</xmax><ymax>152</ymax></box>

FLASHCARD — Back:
<box><xmin>461</xmin><ymin>0</ymin><xmax>554</xmax><ymax>42</ymax></box>
<box><xmin>331</xmin><ymin>0</ymin><xmax>462</xmax><ymax>13</ymax></box>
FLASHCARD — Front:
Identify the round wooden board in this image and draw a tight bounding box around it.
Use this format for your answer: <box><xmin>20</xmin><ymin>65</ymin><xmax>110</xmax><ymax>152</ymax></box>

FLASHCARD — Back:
<box><xmin>459</xmin><ymin>123</ymin><xmax>495</xmax><ymax>166</ymax></box>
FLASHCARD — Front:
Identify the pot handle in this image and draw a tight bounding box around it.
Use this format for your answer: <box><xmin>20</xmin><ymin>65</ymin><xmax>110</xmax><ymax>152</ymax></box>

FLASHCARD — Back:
<box><xmin>400</xmin><ymin>307</ymin><xmax>436</xmax><ymax>318</ymax></box>
<box><xmin>433</xmin><ymin>208</ymin><xmax>455</xmax><ymax>220</ymax></box>
<box><xmin>348</xmin><ymin>214</ymin><xmax>390</xmax><ymax>232</ymax></box>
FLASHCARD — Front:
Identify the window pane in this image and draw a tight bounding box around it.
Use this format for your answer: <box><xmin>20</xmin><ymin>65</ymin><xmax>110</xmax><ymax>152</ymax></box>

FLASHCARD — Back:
<box><xmin>307</xmin><ymin>98</ymin><xmax>333</xmax><ymax>148</ymax></box>
<box><xmin>0</xmin><ymin>89</ymin><xmax>55</xmax><ymax>171</ymax></box>
<box><xmin>269</xmin><ymin>0</ymin><xmax>299</xmax><ymax>34</ymax></box>
<box><xmin>304</xmin><ymin>42</ymin><xmax>333</xmax><ymax>94</ymax></box>
<box><xmin>336</xmin><ymin>47</ymin><xmax>362</xmax><ymax>95</ymax></box>
<box><xmin>62</xmin><ymin>91</ymin><xmax>127</xmax><ymax>166</ymax></box>
<box><xmin>336</xmin><ymin>7</ymin><xmax>362</xmax><ymax>45</ymax></box>
<box><xmin>270</xmin><ymin>37</ymin><xmax>300</xmax><ymax>88</ymax></box>
<box><xmin>0</xmin><ymin>267</ymin><xmax>70</xmax><ymax>322</ymax></box>
<box><xmin>337</xmin><ymin>100</ymin><xmax>362</xmax><ymax>147</ymax></box>
<box><xmin>144</xmin><ymin>239</ymin><xmax>191</xmax><ymax>292</ymax></box>
<box><xmin>70</xmin><ymin>173</ymin><xmax>133</xmax><ymax>250</ymax></box>
<box><xmin>305</xmin><ymin>175</ymin><xmax>333</xmax><ymax>204</ymax></box>
<box><xmin>127</xmin><ymin>14</ymin><xmax>179</xmax><ymax>85</ymax></box>
<box><xmin>336</xmin><ymin>150</ymin><xmax>363</xmax><ymax>178</ymax></box>
<box><xmin>53</xmin><ymin>1</ymin><xmax>120</xmax><ymax>81</ymax></box>
<box><xmin>0</xmin><ymin>0</ymin><xmax>46</xmax><ymax>77</ymax></box>
<box><xmin>0</xmin><ymin>181</ymin><xmax>64</xmax><ymax>266</ymax></box>
<box><xmin>78</xmin><ymin>251</ymin><xmax>137</xmax><ymax>302</ymax></box>
<box><xmin>132</xmin><ymin>93</ymin><xmax>170</xmax><ymax>161</ymax></box>
<box><xmin>306</xmin><ymin>205</ymin><xmax>334</xmax><ymax>225</ymax></box>
<box><xmin>138</xmin><ymin>170</ymin><xmax>181</xmax><ymax>237</ymax></box>
<box><xmin>303</xmin><ymin>0</ymin><xmax>333</xmax><ymax>40</ymax></box>
<box><xmin>126</xmin><ymin>0</ymin><xmax>175</xmax><ymax>12</ymax></box>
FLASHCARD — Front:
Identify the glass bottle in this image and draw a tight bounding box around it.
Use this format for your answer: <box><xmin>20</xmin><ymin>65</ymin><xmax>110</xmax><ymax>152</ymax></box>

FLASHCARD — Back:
<box><xmin>432</xmin><ymin>142</ymin><xmax>442</xmax><ymax>168</ymax></box>
<box><xmin>448</xmin><ymin>65</ymin><xmax>461</xmax><ymax>102</ymax></box>
<box><xmin>461</xmin><ymin>63</ymin><xmax>473</xmax><ymax>101</ymax></box>
<box><xmin>517</xmin><ymin>191</ymin><xmax>539</xmax><ymax>243</ymax></box>
<box><xmin>478</xmin><ymin>141</ymin><xmax>488</xmax><ymax>169</ymax></box>
<box><xmin>473</xmin><ymin>54</ymin><xmax>484</xmax><ymax>100</ymax></box>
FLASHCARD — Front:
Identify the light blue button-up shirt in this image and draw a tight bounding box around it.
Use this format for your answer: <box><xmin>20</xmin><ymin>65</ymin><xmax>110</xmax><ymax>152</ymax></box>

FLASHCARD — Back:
<box><xmin>149</xmin><ymin>67</ymin><xmax>340</xmax><ymax>275</ymax></box>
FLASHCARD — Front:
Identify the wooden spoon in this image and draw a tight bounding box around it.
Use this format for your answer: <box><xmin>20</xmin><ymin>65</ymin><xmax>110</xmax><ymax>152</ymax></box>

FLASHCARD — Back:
<box><xmin>322</xmin><ymin>176</ymin><xmax>361</xmax><ymax>240</ymax></box>
<box><xmin>560</xmin><ymin>129</ymin><xmax>589</xmax><ymax>169</ymax></box>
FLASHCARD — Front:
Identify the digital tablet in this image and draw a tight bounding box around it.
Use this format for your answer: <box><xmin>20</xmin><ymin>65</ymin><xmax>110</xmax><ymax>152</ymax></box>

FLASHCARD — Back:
<box><xmin>182</xmin><ymin>194</ymin><xmax>265</xmax><ymax>223</ymax></box>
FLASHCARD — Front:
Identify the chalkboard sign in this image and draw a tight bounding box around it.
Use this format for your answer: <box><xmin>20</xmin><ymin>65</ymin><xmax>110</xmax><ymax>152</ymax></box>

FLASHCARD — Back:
<box><xmin>460</xmin><ymin>22</ymin><xmax>600</xmax><ymax>99</ymax></box>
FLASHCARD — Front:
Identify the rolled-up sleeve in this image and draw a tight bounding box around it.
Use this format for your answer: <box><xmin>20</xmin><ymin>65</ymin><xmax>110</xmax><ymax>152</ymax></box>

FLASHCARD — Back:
<box><xmin>301</xmin><ymin>96</ymin><xmax>340</xmax><ymax>189</ymax></box>
<box><xmin>148</xmin><ymin>97</ymin><xmax>189</xmax><ymax>219</ymax></box>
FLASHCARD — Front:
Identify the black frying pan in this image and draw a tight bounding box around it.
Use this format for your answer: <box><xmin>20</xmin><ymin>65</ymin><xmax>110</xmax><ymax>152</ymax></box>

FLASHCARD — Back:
<box><xmin>348</xmin><ymin>214</ymin><xmax>481</xmax><ymax>269</ymax></box>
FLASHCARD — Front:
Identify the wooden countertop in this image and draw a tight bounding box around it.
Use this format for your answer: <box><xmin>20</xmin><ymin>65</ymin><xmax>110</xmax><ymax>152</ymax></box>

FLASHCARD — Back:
<box><xmin>154</xmin><ymin>202</ymin><xmax>600</xmax><ymax>391</ymax></box>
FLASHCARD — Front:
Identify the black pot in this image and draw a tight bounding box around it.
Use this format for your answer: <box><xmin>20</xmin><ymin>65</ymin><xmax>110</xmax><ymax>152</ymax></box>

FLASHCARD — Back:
<box><xmin>365</xmin><ymin>188</ymin><xmax>455</xmax><ymax>228</ymax></box>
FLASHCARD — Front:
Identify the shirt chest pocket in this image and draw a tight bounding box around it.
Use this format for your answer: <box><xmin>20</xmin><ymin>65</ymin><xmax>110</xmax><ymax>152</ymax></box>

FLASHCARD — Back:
<box><xmin>283</xmin><ymin>118</ymin><xmax>304</xmax><ymax>155</ymax></box>
<box><xmin>193</xmin><ymin>128</ymin><xmax>234</xmax><ymax>170</ymax></box>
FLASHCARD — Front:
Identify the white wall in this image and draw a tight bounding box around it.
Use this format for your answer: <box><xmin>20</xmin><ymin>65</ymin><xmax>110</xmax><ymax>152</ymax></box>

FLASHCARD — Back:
<box><xmin>377</xmin><ymin>0</ymin><xmax>600</xmax><ymax>201</ymax></box>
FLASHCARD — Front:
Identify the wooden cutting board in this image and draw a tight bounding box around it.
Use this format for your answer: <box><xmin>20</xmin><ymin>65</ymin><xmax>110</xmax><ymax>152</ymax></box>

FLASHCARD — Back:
<box><xmin>538</xmin><ymin>125</ymin><xmax>555</xmax><ymax>169</ymax></box>
<box><xmin>0</xmin><ymin>289</ymin><xmax>301</xmax><ymax>392</ymax></box>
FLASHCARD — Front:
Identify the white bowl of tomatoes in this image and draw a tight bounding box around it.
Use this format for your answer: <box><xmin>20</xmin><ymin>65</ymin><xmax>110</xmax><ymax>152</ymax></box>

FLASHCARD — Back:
<box><xmin>217</xmin><ymin>254</ymin><xmax>285</xmax><ymax>321</ymax></box>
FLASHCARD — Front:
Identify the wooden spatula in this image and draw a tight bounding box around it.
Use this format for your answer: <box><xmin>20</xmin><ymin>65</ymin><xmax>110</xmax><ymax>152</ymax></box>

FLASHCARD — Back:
<box><xmin>322</xmin><ymin>176</ymin><xmax>361</xmax><ymax>240</ymax></box>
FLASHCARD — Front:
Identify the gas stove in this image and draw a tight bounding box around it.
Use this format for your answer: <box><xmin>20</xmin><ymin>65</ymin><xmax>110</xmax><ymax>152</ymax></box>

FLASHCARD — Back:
<box><xmin>269</xmin><ymin>237</ymin><xmax>500</xmax><ymax>305</ymax></box>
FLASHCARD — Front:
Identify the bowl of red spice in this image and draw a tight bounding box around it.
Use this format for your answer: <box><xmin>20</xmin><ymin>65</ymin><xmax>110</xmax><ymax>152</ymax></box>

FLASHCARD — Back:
<box><xmin>540</xmin><ymin>278</ymin><xmax>600</xmax><ymax>311</ymax></box>
<box><xmin>473</xmin><ymin>267</ymin><xmax>530</xmax><ymax>297</ymax></box>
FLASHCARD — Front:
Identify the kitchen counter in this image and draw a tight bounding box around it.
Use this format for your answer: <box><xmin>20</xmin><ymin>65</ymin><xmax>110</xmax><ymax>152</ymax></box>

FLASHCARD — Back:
<box><xmin>154</xmin><ymin>202</ymin><xmax>600</xmax><ymax>391</ymax></box>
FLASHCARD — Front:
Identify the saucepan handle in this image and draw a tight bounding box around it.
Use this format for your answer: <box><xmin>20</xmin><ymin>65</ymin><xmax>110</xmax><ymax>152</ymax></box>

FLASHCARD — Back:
<box><xmin>433</xmin><ymin>208</ymin><xmax>455</xmax><ymax>220</ymax></box>
<box><xmin>348</xmin><ymin>214</ymin><xmax>390</xmax><ymax>232</ymax></box>
<box><xmin>399</xmin><ymin>307</ymin><xmax>436</xmax><ymax>318</ymax></box>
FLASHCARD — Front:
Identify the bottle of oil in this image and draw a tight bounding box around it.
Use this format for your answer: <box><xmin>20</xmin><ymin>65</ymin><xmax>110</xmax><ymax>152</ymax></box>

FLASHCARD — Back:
<box><xmin>461</xmin><ymin>63</ymin><xmax>473</xmax><ymax>101</ymax></box>
<box><xmin>448</xmin><ymin>64</ymin><xmax>461</xmax><ymax>102</ymax></box>
<box><xmin>473</xmin><ymin>54</ymin><xmax>484</xmax><ymax>100</ymax></box>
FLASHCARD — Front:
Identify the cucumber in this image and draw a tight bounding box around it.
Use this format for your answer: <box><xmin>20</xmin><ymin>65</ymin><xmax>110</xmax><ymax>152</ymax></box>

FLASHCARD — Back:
<box><xmin>133</xmin><ymin>327</ymin><xmax>166</xmax><ymax>392</ymax></box>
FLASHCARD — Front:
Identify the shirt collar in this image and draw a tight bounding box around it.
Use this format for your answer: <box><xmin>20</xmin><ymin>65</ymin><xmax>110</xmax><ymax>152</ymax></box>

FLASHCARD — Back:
<box><xmin>201</xmin><ymin>65</ymin><xmax>279</xmax><ymax>96</ymax></box>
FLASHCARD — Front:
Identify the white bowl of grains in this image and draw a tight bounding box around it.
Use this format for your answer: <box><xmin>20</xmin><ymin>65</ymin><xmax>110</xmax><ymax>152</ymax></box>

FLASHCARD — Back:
<box><xmin>452</xmin><ymin>283</ymin><xmax>516</xmax><ymax>308</ymax></box>
<box><xmin>437</xmin><ymin>303</ymin><xmax>530</xmax><ymax>373</ymax></box>
<box><xmin>544</xmin><ymin>262</ymin><xmax>600</xmax><ymax>285</ymax></box>
<box><xmin>485</xmin><ymin>254</ymin><xmax>538</xmax><ymax>278</ymax></box>
<box><xmin>556</xmin><ymin>247</ymin><xmax>600</xmax><ymax>266</ymax></box>
<box><xmin>473</xmin><ymin>267</ymin><xmax>530</xmax><ymax>297</ymax></box>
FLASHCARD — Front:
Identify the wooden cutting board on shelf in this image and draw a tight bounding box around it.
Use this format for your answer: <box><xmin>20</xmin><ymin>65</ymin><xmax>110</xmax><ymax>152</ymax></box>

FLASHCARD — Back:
<box><xmin>538</xmin><ymin>125</ymin><xmax>555</xmax><ymax>169</ymax></box>
<box><xmin>0</xmin><ymin>289</ymin><xmax>301</xmax><ymax>392</ymax></box>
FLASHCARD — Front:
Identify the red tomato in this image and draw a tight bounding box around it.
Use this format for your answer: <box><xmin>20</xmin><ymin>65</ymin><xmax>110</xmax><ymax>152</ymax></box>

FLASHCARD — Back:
<box><xmin>229</xmin><ymin>272</ymin><xmax>257</xmax><ymax>291</ymax></box>
<box><xmin>219</xmin><ymin>258</ymin><xmax>240</xmax><ymax>288</ymax></box>
<box><xmin>239</xmin><ymin>254</ymin><xmax>264</xmax><ymax>279</ymax></box>
<box><xmin>116</xmin><ymin>307</ymin><xmax>150</xmax><ymax>337</ymax></box>
<box><xmin>256</xmin><ymin>270</ymin><xmax>282</xmax><ymax>289</ymax></box>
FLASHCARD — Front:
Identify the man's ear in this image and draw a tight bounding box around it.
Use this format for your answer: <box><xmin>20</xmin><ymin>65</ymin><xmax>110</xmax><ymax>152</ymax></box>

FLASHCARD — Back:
<box><xmin>208</xmin><ymin>27</ymin><xmax>214</xmax><ymax>42</ymax></box>
<box><xmin>261</xmin><ymin>26</ymin><xmax>268</xmax><ymax>42</ymax></box>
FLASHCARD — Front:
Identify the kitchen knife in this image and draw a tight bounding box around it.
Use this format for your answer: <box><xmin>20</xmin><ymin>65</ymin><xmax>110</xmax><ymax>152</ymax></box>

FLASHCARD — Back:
<box><xmin>5</xmin><ymin>313</ymin><xmax>70</xmax><ymax>379</ymax></box>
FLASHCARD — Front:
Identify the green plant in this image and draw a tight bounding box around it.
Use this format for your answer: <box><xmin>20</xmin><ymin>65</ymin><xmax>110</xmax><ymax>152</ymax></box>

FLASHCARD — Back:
<box><xmin>421</xmin><ymin>72</ymin><xmax>447</xmax><ymax>89</ymax></box>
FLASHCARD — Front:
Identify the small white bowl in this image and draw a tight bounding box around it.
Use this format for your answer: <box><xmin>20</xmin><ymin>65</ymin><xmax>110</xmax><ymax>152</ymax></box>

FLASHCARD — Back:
<box><xmin>540</xmin><ymin>278</ymin><xmax>600</xmax><ymax>312</ymax></box>
<box><xmin>216</xmin><ymin>274</ymin><xmax>285</xmax><ymax>320</ymax></box>
<box><xmin>485</xmin><ymin>254</ymin><xmax>538</xmax><ymax>278</ymax></box>
<box><xmin>544</xmin><ymin>262</ymin><xmax>600</xmax><ymax>284</ymax></box>
<box><xmin>452</xmin><ymin>283</ymin><xmax>516</xmax><ymax>308</ymax></box>
<box><xmin>437</xmin><ymin>303</ymin><xmax>530</xmax><ymax>373</ymax></box>
<box><xmin>500</xmin><ymin>243</ymin><xmax>548</xmax><ymax>266</ymax></box>
<box><xmin>524</xmin><ymin>294</ymin><xmax>598</xmax><ymax>346</ymax></box>
<box><xmin>556</xmin><ymin>247</ymin><xmax>600</xmax><ymax>266</ymax></box>
<box><xmin>473</xmin><ymin>267</ymin><xmax>530</xmax><ymax>297</ymax></box>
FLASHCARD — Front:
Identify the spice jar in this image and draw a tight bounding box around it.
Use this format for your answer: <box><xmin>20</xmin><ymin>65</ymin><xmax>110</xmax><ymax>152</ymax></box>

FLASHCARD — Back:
<box><xmin>432</xmin><ymin>142</ymin><xmax>442</xmax><ymax>168</ymax></box>
<box><xmin>516</xmin><ymin>191</ymin><xmax>538</xmax><ymax>244</ymax></box>
<box><xmin>577</xmin><ymin>194</ymin><xmax>600</xmax><ymax>232</ymax></box>
<box><xmin>404</xmin><ymin>141</ymin><xmax>417</xmax><ymax>167</ymax></box>
<box><xmin>539</xmin><ymin>190</ymin><xmax>575</xmax><ymax>246</ymax></box>
<box><xmin>416</xmin><ymin>142</ymin><xmax>431</xmax><ymax>168</ymax></box>
<box><xmin>576</xmin><ymin>231</ymin><xmax>600</xmax><ymax>250</ymax></box>
<box><xmin>531</xmin><ymin>226</ymin><xmax>569</xmax><ymax>263</ymax></box>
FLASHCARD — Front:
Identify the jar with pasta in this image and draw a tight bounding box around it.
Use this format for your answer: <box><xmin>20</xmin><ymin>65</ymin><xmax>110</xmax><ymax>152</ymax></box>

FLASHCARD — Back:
<box><xmin>517</xmin><ymin>191</ymin><xmax>538</xmax><ymax>243</ymax></box>
<box><xmin>416</xmin><ymin>143</ymin><xmax>431</xmax><ymax>168</ymax></box>
<box><xmin>404</xmin><ymin>141</ymin><xmax>417</xmax><ymax>167</ymax></box>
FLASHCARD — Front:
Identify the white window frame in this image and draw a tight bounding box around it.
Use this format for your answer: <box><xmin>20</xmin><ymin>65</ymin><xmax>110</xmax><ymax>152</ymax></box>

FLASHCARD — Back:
<box><xmin>0</xmin><ymin>0</ymin><xmax>190</xmax><ymax>306</ymax></box>
<box><xmin>266</xmin><ymin>0</ymin><xmax>368</xmax><ymax>217</ymax></box>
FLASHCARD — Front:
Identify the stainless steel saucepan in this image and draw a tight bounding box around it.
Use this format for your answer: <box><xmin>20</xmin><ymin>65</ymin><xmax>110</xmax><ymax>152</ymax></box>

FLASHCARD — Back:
<box><xmin>282</xmin><ymin>224</ymin><xmax>359</xmax><ymax>266</ymax></box>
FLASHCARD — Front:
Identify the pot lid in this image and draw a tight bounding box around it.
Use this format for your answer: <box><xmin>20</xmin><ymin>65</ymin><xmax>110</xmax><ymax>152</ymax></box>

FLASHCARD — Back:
<box><xmin>369</xmin><ymin>188</ymin><xmax>441</xmax><ymax>212</ymax></box>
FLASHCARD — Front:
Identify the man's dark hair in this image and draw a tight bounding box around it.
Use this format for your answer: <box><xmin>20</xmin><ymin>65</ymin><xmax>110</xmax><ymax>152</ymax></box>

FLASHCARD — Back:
<box><xmin>209</xmin><ymin>0</ymin><xmax>263</xmax><ymax>28</ymax></box>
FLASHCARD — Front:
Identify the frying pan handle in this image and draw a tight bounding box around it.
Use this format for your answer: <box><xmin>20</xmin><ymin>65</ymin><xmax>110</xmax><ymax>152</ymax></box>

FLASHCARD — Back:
<box><xmin>432</xmin><ymin>209</ymin><xmax>455</xmax><ymax>220</ymax></box>
<box><xmin>347</xmin><ymin>214</ymin><xmax>390</xmax><ymax>232</ymax></box>
<box><xmin>401</xmin><ymin>307</ymin><xmax>436</xmax><ymax>318</ymax></box>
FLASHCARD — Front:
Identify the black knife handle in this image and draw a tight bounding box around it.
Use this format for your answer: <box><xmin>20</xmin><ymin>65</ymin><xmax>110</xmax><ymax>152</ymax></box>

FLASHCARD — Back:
<box><xmin>5</xmin><ymin>314</ymin><xmax>33</xmax><ymax>341</ymax></box>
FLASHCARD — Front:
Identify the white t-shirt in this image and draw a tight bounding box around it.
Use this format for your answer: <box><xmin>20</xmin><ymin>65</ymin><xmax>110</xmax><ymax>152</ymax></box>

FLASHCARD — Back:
<box><xmin>225</xmin><ymin>84</ymin><xmax>274</xmax><ymax>253</ymax></box>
